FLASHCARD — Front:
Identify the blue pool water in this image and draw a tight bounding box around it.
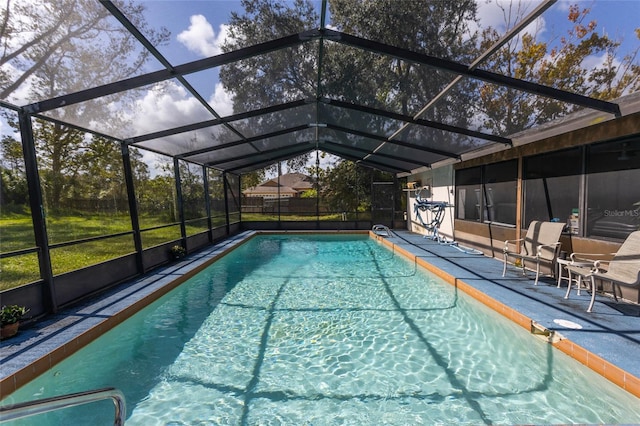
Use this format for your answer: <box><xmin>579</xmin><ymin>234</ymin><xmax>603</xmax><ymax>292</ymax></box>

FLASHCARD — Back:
<box><xmin>2</xmin><ymin>234</ymin><xmax>640</xmax><ymax>425</ymax></box>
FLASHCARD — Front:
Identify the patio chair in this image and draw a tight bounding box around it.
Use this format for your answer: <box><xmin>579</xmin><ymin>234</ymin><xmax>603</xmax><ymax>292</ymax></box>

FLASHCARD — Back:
<box><xmin>502</xmin><ymin>221</ymin><xmax>565</xmax><ymax>285</ymax></box>
<box><xmin>565</xmin><ymin>230</ymin><xmax>640</xmax><ymax>312</ymax></box>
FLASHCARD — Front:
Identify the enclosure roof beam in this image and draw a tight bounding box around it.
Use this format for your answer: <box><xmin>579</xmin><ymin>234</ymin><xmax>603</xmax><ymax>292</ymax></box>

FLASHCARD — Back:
<box><xmin>126</xmin><ymin>99</ymin><xmax>311</xmax><ymax>144</ymax></box>
<box><xmin>325</xmin><ymin>123</ymin><xmax>460</xmax><ymax>160</ymax></box>
<box><xmin>101</xmin><ymin>0</ymin><xmax>175</xmax><ymax>72</ymax></box>
<box><xmin>322</xmin><ymin>98</ymin><xmax>511</xmax><ymax>145</ymax></box>
<box><xmin>225</xmin><ymin>145</ymin><xmax>315</xmax><ymax>173</ymax></box>
<box><xmin>217</xmin><ymin>138</ymin><xmax>406</xmax><ymax>174</ymax></box>
<box><xmin>24</xmin><ymin>31</ymin><xmax>313</xmax><ymax>114</ymax></box>
<box><xmin>320</xmin><ymin>141</ymin><xmax>428</xmax><ymax>168</ymax></box>
<box><xmin>319</xmin><ymin>147</ymin><xmax>408</xmax><ymax>174</ymax></box>
<box><xmin>102</xmin><ymin>0</ymin><xmax>250</xmax><ymax>143</ymax></box>
<box><xmin>178</xmin><ymin>124</ymin><xmax>310</xmax><ymax>159</ymax></box>
<box><xmin>329</xmin><ymin>29</ymin><xmax>621</xmax><ymax>117</ymax></box>
<box><xmin>205</xmin><ymin>141</ymin><xmax>314</xmax><ymax>166</ymax></box>
<box><xmin>189</xmin><ymin>121</ymin><xmax>423</xmax><ymax>171</ymax></box>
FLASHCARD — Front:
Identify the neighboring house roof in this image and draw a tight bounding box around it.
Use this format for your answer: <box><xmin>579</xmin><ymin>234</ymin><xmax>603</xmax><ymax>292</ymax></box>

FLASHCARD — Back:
<box><xmin>277</xmin><ymin>172</ymin><xmax>314</xmax><ymax>190</ymax></box>
<box><xmin>243</xmin><ymin>172</ymin><xmax>314</xmax><ymax>197</ymax></box>
<box><xmin>244</xmin><ymin>185</ymin><xmax>298</xmax><ymax>195</ymax></box>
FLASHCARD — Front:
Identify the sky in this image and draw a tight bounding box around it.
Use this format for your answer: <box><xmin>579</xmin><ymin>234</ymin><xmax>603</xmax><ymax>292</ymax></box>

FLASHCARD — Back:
<box><xmin>125</xmin><ymin>0</ymin><xmax>640</xmax><ymax>140</ymax></box>
<box><xmin>138</xmin><ymin>0</ymin><xmax>640</xmax><ymax>67</ymax></box>
<box><xmin>1</xmin><ymin>0</ymin><xmax>639</xmax><ymax>174</ymax></box>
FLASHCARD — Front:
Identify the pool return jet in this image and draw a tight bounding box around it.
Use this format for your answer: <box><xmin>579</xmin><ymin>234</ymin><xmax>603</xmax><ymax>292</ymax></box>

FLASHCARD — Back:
<box><xmin>412</xmin><ymin>187</ymin><xmax>483</xmax><ymax>255</ymax></box>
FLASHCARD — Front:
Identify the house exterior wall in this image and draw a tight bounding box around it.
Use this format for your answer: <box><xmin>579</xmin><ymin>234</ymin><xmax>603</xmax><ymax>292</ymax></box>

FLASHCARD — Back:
<box><xmin>405</xmin><ymin>109</ymin><xmax>640</xmax><ymax>304</ymax></box>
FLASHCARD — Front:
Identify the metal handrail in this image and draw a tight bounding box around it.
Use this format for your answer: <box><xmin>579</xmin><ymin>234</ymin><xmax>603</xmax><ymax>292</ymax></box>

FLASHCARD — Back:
<box><xmin>0</xmin><ymin>387</ymin><xmax>126</xmax><ymax>425</ymax></box>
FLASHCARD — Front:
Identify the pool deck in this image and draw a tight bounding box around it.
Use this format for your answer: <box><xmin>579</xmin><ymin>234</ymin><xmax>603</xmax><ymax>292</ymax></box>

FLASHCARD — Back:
<box><xmin>1</xmin><ymin>229</ymin><xmax>639</xmax><ymax>400</ymax></box>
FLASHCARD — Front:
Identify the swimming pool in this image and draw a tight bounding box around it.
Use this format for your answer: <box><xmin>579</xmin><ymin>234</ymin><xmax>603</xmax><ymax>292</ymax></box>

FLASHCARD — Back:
<box><xmin>2</xmin><ymin>234</ymin><xmax>640</xmax><ymax>425</ymax></box>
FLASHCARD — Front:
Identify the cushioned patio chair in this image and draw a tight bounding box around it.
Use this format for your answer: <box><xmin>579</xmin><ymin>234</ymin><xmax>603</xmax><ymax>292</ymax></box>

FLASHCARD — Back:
<box><xmin>566</xmin><ymin>230</ymin><xmax>640</xmax><ymax>312</ymax></box>
<box><xmin>502</xmin><ymin>221</ymin><xmax>565</xmax><ymax>285</ymax></box>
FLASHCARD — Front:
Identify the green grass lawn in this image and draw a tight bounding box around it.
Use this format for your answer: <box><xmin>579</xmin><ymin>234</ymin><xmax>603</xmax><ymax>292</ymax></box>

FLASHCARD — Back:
<box><xmin>241</xmin><ymin>212</ymin><xmax>371</xmax><ymax>221</ymax></box>
<box><xmin>1</xmin><ymin>213</ymin><xmax>183</xmax><ymax>291</ymax></box>
<box><xmin>1</xmin><ymin>210</ymin><xmax>370</xmax><ymax>291</ymax></box>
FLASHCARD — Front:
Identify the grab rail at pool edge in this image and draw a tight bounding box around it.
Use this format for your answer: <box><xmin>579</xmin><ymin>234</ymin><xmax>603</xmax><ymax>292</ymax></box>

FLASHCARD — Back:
<box><xmin>0</xmin><ymin>387</ymin><xmax>126</xmax><ymax>425</ymax></box>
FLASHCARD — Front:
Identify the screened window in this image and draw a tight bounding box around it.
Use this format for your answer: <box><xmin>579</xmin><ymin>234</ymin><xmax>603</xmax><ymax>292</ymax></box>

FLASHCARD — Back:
<box><xmin>0</xmin><ymin>107</ymin><xmax>40</xmax><ymax>289</ymax></box>
<box><xmin>32</xmin><ymin>120</ymin><xmax>135</xmax><ymax>275</ymax></box>
<box><xmin>179</xmin><ymin>161</ymin><xmax>207</xmax><ymax>236</ymax></box>
<box><xmin>586</xmin><ymin>137</ymin><xmax>640</xmax><ymax>240</ymax></box>
<box><xmin>455</xmin><ymin>167</ymin><xmax>481</xmax><ymax>221</ymax></box>
<box><xmin>524</xmin><ymin>148</ymin><xmax>581</xmax><ymax>231</ymax></box>
<box><xmin>455</xmin><ymin>161</ymin><xmax>517</xmax><ymax>225</ymax></box>
<box><xmin>226</xmin><ymin>173</ymin><xmax>241</xmax><ymax>224</ymax></box>
<box><xmin>208</xmin><ymin>168</ymin><xmax>226</xmax><ymax>227</ymax></box>
<box><xmin>483</xmin><ymin>160</ymin><xmax>517</xmax><ymax>225</ymax></box>
<box><xmin>134</xmin><ymin>151</ymin><xmax>181</xmax><ymax>248</ymax></box>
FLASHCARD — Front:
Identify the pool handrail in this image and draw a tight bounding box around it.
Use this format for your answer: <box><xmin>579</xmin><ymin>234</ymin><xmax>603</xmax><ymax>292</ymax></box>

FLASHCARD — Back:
<box><xmin>0</xmin><ymin>387</ymin><xmax>126</xmax><ymax>425</ymax></box>
<box><xmin>372</xmin><ymin>224</ymin><xmax>392</xmax><ymax>237</ymax></box>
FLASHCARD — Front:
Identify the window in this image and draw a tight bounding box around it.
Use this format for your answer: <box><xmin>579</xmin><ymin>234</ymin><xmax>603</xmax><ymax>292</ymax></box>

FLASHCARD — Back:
<box><xmin>523</xmin><ymin>148</ymin><xmax>581</xmax><ymax>231</ymax></box>
<box><xmin>483</xmin><ymin>160</ymin><xmax>517</xmax><ymax>225</ymax></box>
<box><xmin>586</xmin><ymin>137</ymin><xmax>640</xmax><ymax>240</ymax></box>
<box><xmin>455</xmin><ymin>167</ymin><xmax>481</xmax><ymax>221</ymax></box>
<box><xmin>456</xmin><ymin>161</ymin><xmax>517</xmax><ymax>225</ymax></box>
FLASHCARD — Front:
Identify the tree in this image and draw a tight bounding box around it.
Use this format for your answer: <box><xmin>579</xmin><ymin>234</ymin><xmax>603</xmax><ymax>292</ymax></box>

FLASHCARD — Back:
<box><xmin>220</xmin><ymin>0</ymin><xmax>483</xmax><ymax>174</ymax></box>
<box><xmin>220</xmin><ymin>0</ymin><xmax>318</xmax><ymax>106</ymax></box>
<box><xmin>478</xmin><ymin>3</ymin><xmax>640</xmax><ymax>136</ymax></box>
<box><xmin>137</xmin><ymin>174</ymin><xmax>177</xmax><ymax>223</ymax></box>
<box><xmin>328</xmin><ymin>0</ymin><xmax>479</xmax><ymax>114</ymax></box>
<box><xmin>178</xmin><ymin>161</ymin><xmax>206</xmax><ymax>221</ymax></box>
<box><xmin>80</xmin><ymin>136</ymin><xmax>145</xmax><ymax>214</ymax></box>
<box><xmin>1</xmin><ymin>0</ymin><xmax>169</xmax><ymax>103</ymax></box>
<box><xmin>220</xmin><ymin>0</ymin><xmax>320</xmax><ymax>175</ymax></box>
<box><xmin>319</xmin><ymin>159</ymin><xmax>392</xmax><ymax>213</ymax></box>
<box><xmin>0</xmin><ymin>113</ymin><xmax>28</xmax><ymax>210</ymax></box>
<box><xmin>0</xmin><ymin>167</ymin><xmax>28</xmax><ymax>209</ymax></box>
<box><xmin>1</xmin><ymin>0</ymin><xmax>169</xmax><ymax>211</ymax></box>
<box><xmin>325</xmin><ymin>0</ymin><xmax>482</xmax><ymax>158</ymax></box>
<box><xmin>241</xmin><ymin>169</ymin><xmax>266</xmax><ymax>191</ymax></box>
<box><xmin>35</xmin><ymin>120</ymin><xmax>86</xmax><ymax>211</ymax></box>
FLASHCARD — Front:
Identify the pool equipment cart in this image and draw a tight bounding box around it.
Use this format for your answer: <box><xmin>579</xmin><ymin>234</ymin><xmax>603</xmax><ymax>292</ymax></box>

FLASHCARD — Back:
<box><xmin>413</xmin><ymin>187</ymin><xmax>482</xmax><ymax>255</ymax></box>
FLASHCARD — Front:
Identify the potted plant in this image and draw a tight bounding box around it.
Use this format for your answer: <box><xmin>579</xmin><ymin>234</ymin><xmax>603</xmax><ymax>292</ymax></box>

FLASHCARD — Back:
<box><xmin>170</xmin><ymin>244</ymin><xmax>186</xmax><ymax>259</ymax></box>
<box><xmin>1</xmin><ymin>305</ymin><xmax>29</xmax><ymax>339</ymax></box>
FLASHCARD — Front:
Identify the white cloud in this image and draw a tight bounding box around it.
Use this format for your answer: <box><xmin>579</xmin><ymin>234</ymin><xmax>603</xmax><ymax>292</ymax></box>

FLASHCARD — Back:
<box><xmin>476</xmin><ymin>0</ymin><xmax>547</xmax><ymax>35</ymax></box>
<box><xmin>554</xmin><ymin>1</ymin><xmax>572</xmax><ymax>13</ymax></box>
<box><xmin>129</xmin><ymin>81</ymin><xmax>212</xmax><ymax>136</ymax></box>
<box><xmin>582</xmin><ymin>52</ymin><xmax>611</xmax><ymax>70</ymax></box>
<box><xmin>475</xmin><ymin>0</ymin><xmax>508</xmax><ymax>32</ymax></box>
<box><xmin>177</xmin><ymin>15</ymin><xmax>229</xmax><ymax>57</ymax></box>
<box><xmin>1</xmin><ymin>62</ymin><xmax>38</xmax><ymax>106</ymax></box>
<box><xmin>472</xmin><ymin>0</ymin><xmax>547</xmax><ymax>52</ymax></box>
<box><xmin>581</xmin><ymin>52</ymin><xmax>627</xmax><ymax>92</ymax></box>
<box><xmin>0</xmin><ymin>116</ymin><xmax>19</xmax><ymax>142</ymax></box>
<box><xmin>209</xmin><ymin>82</ymin><xmax>234</xmax><ymax>116</ymax></box>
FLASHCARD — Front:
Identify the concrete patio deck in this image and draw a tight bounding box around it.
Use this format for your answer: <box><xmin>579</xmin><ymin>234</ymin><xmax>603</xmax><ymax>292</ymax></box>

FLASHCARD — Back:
<box><xmin>1</xmin><ymin>229</ymin><xmax>639</xmax><ymax>400</ymax></box>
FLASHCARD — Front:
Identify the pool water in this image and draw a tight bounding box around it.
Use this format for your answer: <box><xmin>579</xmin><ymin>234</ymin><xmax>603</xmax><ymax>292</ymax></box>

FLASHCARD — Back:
<box><xmin>2</xmin><ymin>234</ymin><xmax>640</xmax><ymax>425</ymax></box>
